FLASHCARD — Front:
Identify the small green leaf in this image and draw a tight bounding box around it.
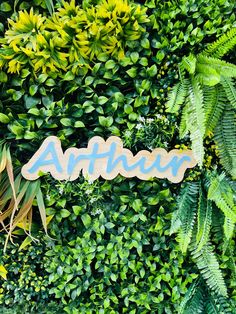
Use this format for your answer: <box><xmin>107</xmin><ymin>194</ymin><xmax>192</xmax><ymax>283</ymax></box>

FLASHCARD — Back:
<box><xmin>72</xmin><ymin>206</ymin><xmax>83</xmax><ymax>215</ymax></box>
<box><xmin>132</xmin><ymin>199</ymin><xmax>142</xmax><ymax>211</ymax></box>
<box><xmin>124</xmin><ymin>104</ymin><xmax>133</xmax><ymax>114</ymax></box>
<box><xmin>19</xmin><ymin>236</ymin><xmax>33</xmax><ymax>251</ymax></box>
<box><xmin>0</xmin><ymin>71</ymin><xmax>7</xmax><ymax>82</ymax></box>
<box><xmin>98</xmin><ymin>96</ymin><xmax>108</xmax><ymax>105</ymax></box>
<box><xmin>24</xmin><ymin>95</ymin><xmax>40</xmax><ymax>109</ymax></box>
<box><xmin>0</xmin><ymin>113</ymin><xmax>10</xmax><ymax>123</ymax></box>
<box><xmin>60</xmin><ymin>118</ymin><xmax>72</xmax><ymax>126</ymax></box>
<box><xmin>147</xmin><ymin>64</ymin><xmax>157</xmax><ymax>77</ymax></box>
<box><xmin>29</xmin><ymin>85</ymin><xmax>38</xmax><ymax>96</ymax></box>
<box><xmin>99</xmin><ymin>116</ymin><xmax>113</xmax><ymax>127</ymax></box>
<box><xmin>13</xmin><ymin>90</ymin><xmax>23</xmax><ymax>101</ymax></box>
<box><xmin>81</xmin><ymin>213</ymin><xmax>91</xmax><ymax>228</ymax></box>
<box><xmin>64</xmin><ymin>71</ymin><xmax>75</xmax><ymax>81</ymax></box>
<box><xmin>74</xmin><ymin>121</ymin><xmax>85</xmax><ymax>128</ymax></box>
<box><xmin>141</xmin><ymin>38</ymin><xmax>150</xmax><ymax>49</ymax></box>
<box><xmin>130</xmin><ymin>52</ymin><xmax>139</xmax><ymax>63</ymax></box>
<box><xmin>61</xmin><ymin>209</ymin><xmax>71</xmax><ymax>218</ymax></box>
<box><xmin>85</xmin><ymin>76</ymin><xmax>94</xmax><ymax>85</ymax></box>
<box><xmin>37</xmin><ymin>74</ymin><xmax>48</xmax><ymax>83</ymax></box>
<box><xmin>105</xmin><ymin>60</ymin><xmax>116</xmax><ymax>69</ymax></box>
<box><xmin>126</xmin><ymin>67</ymin><xmax>137</xmax><ymax>78</ymax></box>
<box><xmin>0</xmin><ymin>2</ymin><xmax>11</xmax><ymax>12</ymax></box>
<box><xmin>156</xmin><ymin>51</ymin><xmax>165</xmax><ymax>61</ymax></box>
<box><xmin>105</xmin><ymin>222</ymin><xmax>115</xmax><ymax>228</ymax></box>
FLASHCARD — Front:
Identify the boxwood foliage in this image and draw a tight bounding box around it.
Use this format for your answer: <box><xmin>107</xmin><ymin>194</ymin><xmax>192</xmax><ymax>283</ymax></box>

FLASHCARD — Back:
<box><xmin>0</xmin><ymin>0</ymin><xmax>235</xmax><ymax>313</ymax></box>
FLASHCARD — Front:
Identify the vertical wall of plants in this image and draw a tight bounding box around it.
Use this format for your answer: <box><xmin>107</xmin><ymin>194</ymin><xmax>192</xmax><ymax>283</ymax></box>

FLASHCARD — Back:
<box><xmin>0</xmin><ymin>0</ymin><xmax>235</xmax><ymax>313</ymax></box>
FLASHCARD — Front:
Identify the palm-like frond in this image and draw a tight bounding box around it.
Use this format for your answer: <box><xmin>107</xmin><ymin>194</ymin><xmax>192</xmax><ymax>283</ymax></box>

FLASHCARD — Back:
<box><xmin>170</xmin><ymin>182</ymin><xmax>199</xmax><ymax>253</ymax></box>
<box><xmin>195</xmin><ymin>66</ymin><xmax>221</xmax><ymax>86</ymax></box>
<box><xmin>179</xmin><ymin>101</ymin><xmax>190</xmax><ymax>138</ymax></box>
<box><xmin>190</xmin><ymin>241</ymin><xmax>228</xmax><ymax>297</ymax></box>
<box><xmin>208</xmin><ymin>172</ymin><xmax>236</xmax><ymax>223</ymax></box>
<box><xmin>187</xmin><ymin>78</ymin><xmax>206</xmax><ymax>166</ymax></box>
<box><xmin>220</xmin><ymin>76</ymin><xmax>236</xmax><ymax>109</ymax></box>
<box><xmin>166</xmin><ymin>79</ymin><xmax>188</xmax><ymax>113</ymax></box>
<box><xmin>197</xmin><ymin>54</ymin><xmax>236</xmax><ymax>78</ymax></box>
<box><xmin>205</xmin><ymin>292</ymin><xmax>233</xmax><ymax>314</ymax></box>
<box><xmin>181</xmin><ymin>54</ymin><xmax>197</xmax><ymax>74</ymax></box>
<box><xmin>214</xmin><ymin>110</ymin><xmax>236</xmax><ymax>178</ymax></box>
<box><xmin>179</xmin><ymin>277</ymin><xmax>205</xmax><ymax>314</ymax></box>
<box><xmin>223</xmin><ymin>217</ymin><xmax>235</xmax><ymax>242</ymax></box>
<box><xmin>204</xmin><ymin>86</ymin><xmax>226</xmax><ymax>135</ymax></box>
<box><xmin>203</xmin><ymin>27</ymin><xmax>236</xmax><ymax>59</ymax></box>
<box><xmin>196</xmin><ymin>190</ymin><xmax>212</xmax><ymax>251</ymax></box>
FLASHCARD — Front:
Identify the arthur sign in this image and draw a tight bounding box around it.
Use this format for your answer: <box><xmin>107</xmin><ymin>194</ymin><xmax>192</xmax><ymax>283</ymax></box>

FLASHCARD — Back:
<box><xmin>21</xmin><ymin>136</ymin><xmax>197</xmax><ymax>183</ymax></box>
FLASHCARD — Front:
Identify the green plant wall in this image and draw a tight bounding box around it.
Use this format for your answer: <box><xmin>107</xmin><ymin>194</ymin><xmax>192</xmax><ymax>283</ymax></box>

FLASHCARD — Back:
<box><xmin>0</xmin><ymin>0</ymin><xmax>235</xmax><ymax>313</ymax></box>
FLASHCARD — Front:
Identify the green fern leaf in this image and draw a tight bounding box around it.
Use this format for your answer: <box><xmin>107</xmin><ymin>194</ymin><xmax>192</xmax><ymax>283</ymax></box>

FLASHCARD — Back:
<box><xmin>208</xmin><ymin>173</ymin><xmax>236</xmax><ymax>222</ymax></box>
<box><xmin>196</xmin><ymin>190</ymin><xmax>212</xmax><ymax>251</ymax></box>
<box><xmin>204</xmin><ymin>86</ymin><xmax>226</xmax><ymax>135</ymax></box>
<box><xmin>196</xmin><ymin>65</ymin><xmax>221</xmax><ymax>86</ymax></box>
<box><xmin>203</xmin><ymin>28</ymin><xmax>236</xmax><ymax>59</ymax></box>
<box><xmin>214</xmin><ymin>110</ymin><xmax>236</xmax><ymax>178</ymax></box>
<box><xmin>166</xmin><ymin>79</ymin><xmax>188</xmax><ymax>113</ymax></box>
<box><xmin>197</xmin><ymin>55</ymin><xmax>236</xmax><ymax>78</ymax></box>
<box><xmin>181</xmin><ymin>54</ymin><xmax>197</xmax><ymax>74</ymax></box>
<box><xmin>205</xmin><ymin>292</ymin><xmax>233</xmax><ymax>314</ymax></box>
<box><xmin>190</xmin><ymin>241</ymin><xmax>228</xmax><ymax>297</ymax></box>
<box><xmin>170</xmin><ymin>182</ymin><xmax>199</xmax><ymax>236</ymax></box>
<box><xmin>221</xmin><ymin>76</ymin><xmax>236</xmax><ymax>109</ymax></box>
<box><xmin>188</xmin><ymin>78</ymin><xmax>206</xmax><ymax>166</ymax></box>
<box><xmin>223</xmin><ymin>217</ymin><xmax>235</xmax><ymax>241</ymax></box>
<box><xmin>179</xmin><ymin>277</ymin><xmax>205</xmax><ymax>314</ymax></box>
<box><xmin>179</xmin><ymin>101</ymin><xmax>190</xmax><ymax>138</ymax></box>
<box><xmin>176</xmin><ymin>183</ymin><xmax>199</xmax><ymax>253</ymax></box>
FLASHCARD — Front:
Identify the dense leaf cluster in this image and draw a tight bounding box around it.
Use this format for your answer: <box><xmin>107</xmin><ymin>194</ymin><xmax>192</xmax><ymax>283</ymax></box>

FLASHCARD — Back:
<box><xmin>0</xmin><ymin>0</ymin><xmax>235</xmax><ymax>313</ymax></box>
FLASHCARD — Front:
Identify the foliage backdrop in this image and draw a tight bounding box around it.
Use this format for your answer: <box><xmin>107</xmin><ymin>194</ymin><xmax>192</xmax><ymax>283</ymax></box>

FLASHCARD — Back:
<box><xmin>0</xmin><ymin>0</ymin><xmax>235</xmax><ymax>313</ymax></box>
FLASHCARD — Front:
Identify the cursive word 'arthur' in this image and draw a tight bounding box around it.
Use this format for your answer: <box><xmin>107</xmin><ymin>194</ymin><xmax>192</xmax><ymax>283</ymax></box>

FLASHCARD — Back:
<box><xmin>21</xmin><ymin>136</ymin><xmax>197</xmax><ymax>183</ymax></box>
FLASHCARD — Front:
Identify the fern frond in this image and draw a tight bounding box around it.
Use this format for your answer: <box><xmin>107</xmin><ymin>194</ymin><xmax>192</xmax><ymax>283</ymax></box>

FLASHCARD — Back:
<box><xmin>188</xmin><ymin>78</ymin><xmax>206</xmax><ymax>166</ymax></box>
<box><xmin>181</xmin><ymin>54</ymin><xmax>197</xmax><ymax>74</ymax></box>
<box><xmin>214</xmin><ymin>109</ymin><xmax>236</xmax><ymax>178</ymax></box>
<box><xmin>176</xmin><ymin>183</ymin><xmax>199</xmax><ymax>253</ymax></box>
<box><xmin>227</xmin><ymin>245</ymin><xmax>236</xmax><ymax>282</ymax></box>
<box><xmin>196</xmin><ymin>190</ymin><xmax>212</xmax><ymax>251</ymax></box>
<box><xmin>190</xmin><ymin>241</ymin><xmax>228</xmax><ymax>297</ymax></box>
<box><xmin>208</xmin><ymin>172</ymin><xmax>236</xmax><ymax>222</ymax></box>
<box><xmin>220</xmin><ymin>76</ymin><xmax>236</xmax><ymax>109</ymax></box>
<box><xmin>197</xmin><ymin>55</ymin><xmax>236</xmax><ymax>78</ymax></box>
<box><xmin>203</xmin><ymin>28</ymin><xmax>236</xmax><ymax>59</ymax></box>
<box><xmin>205</xmin><ymin>292</ymin><xmax>233</xmax><ymax>314</ymax></box>
<box><xmin>210</xmin><ymin>204</ymin><xmax>225</xmax><ymax>244</ymax></box>
<box><xmin>223</xmin><ymin>217</ymin><xmax>235</xmax><ymax>241</ymax></box>
<box><xmin>166</xmin><ymin>79</ymin><xmax>188</xmax><ymax>113</ymax></box>
<box><xmin>179</xmin><ymin>101</ymin><xmax>190</xmax><ymax>138</ymax></box>
<box><xmin>196</xmin><ymin>65</ymin><xmax>221</xmax><ymax>86</ymax></box>
<box><xmin>203</xmin><ymin>86</ymin><xmax>226</xmax><ymax>135</ymax></box>
<box><xmin>170</xmin><ymin>182</ymin><xmax>199</xmax><ymax>235</ymax></box>
<box><xmin>179</xmin><ymin>277</ymin><xmax>205</xmax><ymax>314</ymax></box>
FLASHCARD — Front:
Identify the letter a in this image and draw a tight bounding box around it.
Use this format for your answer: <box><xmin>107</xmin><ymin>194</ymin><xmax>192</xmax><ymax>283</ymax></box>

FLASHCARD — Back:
<box><xmin>21</xmin><ymin>136</ymin><xmax>65</xmax><ymax>180</ymax></box>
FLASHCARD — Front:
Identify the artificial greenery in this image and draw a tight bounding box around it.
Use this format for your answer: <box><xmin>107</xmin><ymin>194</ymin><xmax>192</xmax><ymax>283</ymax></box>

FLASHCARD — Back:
<box><xmin>166</xmin><ymin>28</ymin><xmax>236</xmax><ymax>177</ymax></box>
<box><xmin>0</xmin><ymin>0</ymin><xmax>235</xmax><ymax>313</ymax></box>
<box><xmin>0</xmin><ymin>0</ymin><xmax>149</xmax><ymax>76</ymax></box>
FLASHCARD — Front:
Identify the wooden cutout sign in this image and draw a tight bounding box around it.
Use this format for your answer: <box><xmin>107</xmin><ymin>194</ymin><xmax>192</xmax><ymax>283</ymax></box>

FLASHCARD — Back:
<box><xmin>21</xmin><ymin>136</ymin><xmax>197</xmax><ymax>183</ymax></box>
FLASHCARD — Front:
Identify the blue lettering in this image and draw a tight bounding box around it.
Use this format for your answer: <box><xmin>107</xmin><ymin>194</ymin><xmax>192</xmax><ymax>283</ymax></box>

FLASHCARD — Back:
<box><xmin>107</xmin><ymin>143</ymin><xmax>152</xmax><ymax>173</ymax></box>
<box><xmin>28</xmin><ymin>141</ymin><xmax>63</xmax><ymax>174</ymax></box>
<box><xmin>67</xmin><ymin>143</ymin><xmax>108</xmax><ymax>175</ymax></box>
<box><xmin>153</xmin><ymin>155</ymin><xmax>192</xmax><ymax>176</ymax></box>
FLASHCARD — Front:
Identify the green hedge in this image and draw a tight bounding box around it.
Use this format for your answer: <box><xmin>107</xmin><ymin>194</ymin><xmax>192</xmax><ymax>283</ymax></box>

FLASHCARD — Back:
<box><xmin>0</xmin><ymin>0</ymin><xmax>235</xmax><ymax>313</ymax></box>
